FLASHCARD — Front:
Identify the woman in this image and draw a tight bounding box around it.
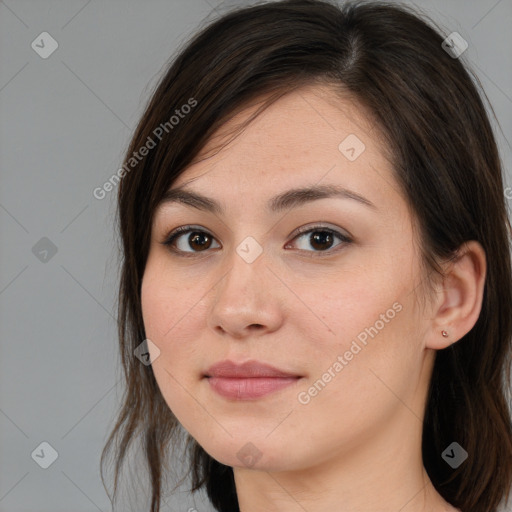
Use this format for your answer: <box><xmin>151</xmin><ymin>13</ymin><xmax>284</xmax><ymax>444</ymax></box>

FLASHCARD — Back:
<box><xmin>100</xmin><ymin>1</ymin><xmax>512</xmax><ymax>511</ymax></box>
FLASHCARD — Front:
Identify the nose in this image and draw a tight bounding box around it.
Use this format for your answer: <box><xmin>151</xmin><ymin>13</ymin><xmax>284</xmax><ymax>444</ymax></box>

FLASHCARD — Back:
<box><xmin>207</xmin><ymin>248</ymin><xmax>284</xmax><ymax>339</ymax></box>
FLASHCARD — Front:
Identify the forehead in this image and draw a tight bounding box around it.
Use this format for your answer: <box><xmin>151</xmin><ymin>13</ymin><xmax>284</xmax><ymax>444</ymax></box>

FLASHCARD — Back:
<box><xmin>195</xmin><ymin>84</ymin><xmax>382</xmax><ymax>162</ymax></box>
<box><xmin>168</xmin><ymin>85</ymin><xmax>392</xmax><ymax>201</ymax></box>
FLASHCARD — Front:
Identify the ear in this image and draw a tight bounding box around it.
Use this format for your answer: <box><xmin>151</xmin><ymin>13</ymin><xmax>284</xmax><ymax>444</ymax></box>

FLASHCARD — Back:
<box><xmin>425</xmin><ymin>241</ymin><xmax>486</xmax><ymax>350</ymax></box>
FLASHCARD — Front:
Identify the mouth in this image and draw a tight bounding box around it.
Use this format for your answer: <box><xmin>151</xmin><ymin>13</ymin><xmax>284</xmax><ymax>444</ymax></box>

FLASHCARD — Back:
<box><xmin>203</xmin><ymin>359</ymin><xmax>301</xmax><ymax>378</ymax></box>
<box><xmin>203</xmin><ymin>359</ymin><xmax>303</xmax><ymax>400</ymax></box>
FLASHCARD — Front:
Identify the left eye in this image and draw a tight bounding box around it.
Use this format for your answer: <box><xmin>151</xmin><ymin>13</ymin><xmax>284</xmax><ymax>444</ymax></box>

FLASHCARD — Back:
<box><xmin>287</xmin><ymin>227</ymin><xmax>352</xmax><ymax>253</ymax></box>
<box><xmin>161</xmin><ymin>225</ymin><xmax>352</xmax><ymax>256</ymax></box>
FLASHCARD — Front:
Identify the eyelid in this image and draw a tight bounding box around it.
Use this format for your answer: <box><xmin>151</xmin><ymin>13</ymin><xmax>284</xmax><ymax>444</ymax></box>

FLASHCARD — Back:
<box><xmin>290</xmin><ymin>222</ymin><xmax>352</xmax><ymax>241</ymax></box>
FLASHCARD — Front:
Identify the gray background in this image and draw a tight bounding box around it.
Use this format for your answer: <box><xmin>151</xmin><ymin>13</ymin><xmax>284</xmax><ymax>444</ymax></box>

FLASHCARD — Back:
<box><xmin>0</xmin><ymin>0</ymin><xmax>511</xmax><ymax>511</ymax></box>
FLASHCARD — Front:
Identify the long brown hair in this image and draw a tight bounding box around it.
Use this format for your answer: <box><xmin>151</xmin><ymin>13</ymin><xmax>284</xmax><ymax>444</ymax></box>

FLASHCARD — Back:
<box><xmin>100</xmin><ymin>1</ymin><xmax>512</xmax><ymax>511</ymax></box>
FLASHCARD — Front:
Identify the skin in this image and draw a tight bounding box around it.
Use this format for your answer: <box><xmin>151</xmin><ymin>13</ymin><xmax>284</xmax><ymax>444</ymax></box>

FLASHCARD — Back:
<box><xmin>141</xmin><ymin>84</ymin><xmax>486</xmax><ymax>512</ymax></box>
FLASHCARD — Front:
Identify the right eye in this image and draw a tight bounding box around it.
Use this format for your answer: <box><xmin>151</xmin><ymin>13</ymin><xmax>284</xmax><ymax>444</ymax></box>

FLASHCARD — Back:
<box><xmin>161</xmin><ymin>226</ymin><xmax>221</xmax><ymax>256</ymax></box>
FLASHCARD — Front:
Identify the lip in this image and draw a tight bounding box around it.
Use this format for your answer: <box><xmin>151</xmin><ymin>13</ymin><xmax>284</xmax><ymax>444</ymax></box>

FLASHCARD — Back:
<box><xmin>207</xmin><ymin>376</ymin><xmax>300</xmax><ymax>400</ymax></box>
<box><xmin>204</xmin><ymin>359</ymin><xmax>300</xmax><ymax>378</ymax></box>
<box><xmin>203</xmin><ymin>360</ymin><xmax>302</xmax><ymax>400</ymax></box>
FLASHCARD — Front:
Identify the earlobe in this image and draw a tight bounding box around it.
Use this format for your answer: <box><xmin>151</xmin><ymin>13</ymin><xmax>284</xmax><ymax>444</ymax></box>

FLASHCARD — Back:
<box><xmin>425</xmin><ymin>241</ymin><xmax>487</xmax><ymax>350</ymax></box>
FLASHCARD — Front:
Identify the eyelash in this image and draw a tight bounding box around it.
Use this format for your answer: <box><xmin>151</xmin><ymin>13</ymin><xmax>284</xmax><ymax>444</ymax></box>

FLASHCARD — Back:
<box><xmin>160</xmin><ymin>224</ymin><xmax>353</xmax><ymax>258</ymax></box>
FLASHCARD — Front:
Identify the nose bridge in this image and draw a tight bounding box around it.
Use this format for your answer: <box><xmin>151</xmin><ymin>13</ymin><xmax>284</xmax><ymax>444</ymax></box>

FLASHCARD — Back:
<box><xmin>207</xmin><ymin>234</ymin><xmax>282</xmax><ymax>335</ymax></box>
<box><xmin>218</xmin><ymin>235</ymin><xmax>267</xmax><ymax>299</ymax></box>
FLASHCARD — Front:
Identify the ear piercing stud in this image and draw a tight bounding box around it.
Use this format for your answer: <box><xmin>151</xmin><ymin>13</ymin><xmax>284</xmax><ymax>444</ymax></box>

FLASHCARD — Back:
<box><xmin>441</xmin><ymin>330</ymin><xmax>449</xmax><ymax>337</ymax></box>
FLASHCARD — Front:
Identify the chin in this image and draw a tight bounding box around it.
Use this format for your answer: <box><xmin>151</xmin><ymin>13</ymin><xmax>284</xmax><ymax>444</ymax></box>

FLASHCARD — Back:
<box><xmin>195</xmin><ymin>435</ymin><xmax>305</xmax><ymax>472</ymax></box>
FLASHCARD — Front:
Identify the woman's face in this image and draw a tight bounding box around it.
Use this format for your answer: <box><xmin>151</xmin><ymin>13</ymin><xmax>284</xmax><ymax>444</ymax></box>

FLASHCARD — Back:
<box><xmin>141</xmin><ymin>85</ymin><xmax>436</xmax><ymax>472</ymax></box>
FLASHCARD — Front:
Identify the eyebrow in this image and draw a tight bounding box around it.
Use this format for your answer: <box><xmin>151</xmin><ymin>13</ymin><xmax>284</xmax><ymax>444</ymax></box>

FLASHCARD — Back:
<box><xmin>157</xmin><ymin>183</ymin><xmax>377</xmax><ymax>215</ymax></box>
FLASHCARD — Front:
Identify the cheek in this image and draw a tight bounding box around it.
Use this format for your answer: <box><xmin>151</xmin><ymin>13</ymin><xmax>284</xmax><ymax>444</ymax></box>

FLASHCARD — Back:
<box><xmin>291</xmin><ymin>300</ymin><xmax>417</xmax><ymax>451</ymax></box>
<box><xmin>141</xmin><ymin>258</ymin><xmax>201</xmax><ymax>339</ymax></box>
<box><xmin>141</xmin><ymin>263</ymin><xmax>208</xmax><ymax>379</ymax></box>
<box><xmin>289</xmin><ymin>260</ymin><xmax>418</xmax><ymax>401</ymax></box>
<box><xmin>291</xmin><ymin>261</ymin><xmax>397</xmax><ymax>348</ymax></box>
<box><xmin>141</xmin><ymin>269</ymin><xmax>208</xmax><ymax>431</ymax></box>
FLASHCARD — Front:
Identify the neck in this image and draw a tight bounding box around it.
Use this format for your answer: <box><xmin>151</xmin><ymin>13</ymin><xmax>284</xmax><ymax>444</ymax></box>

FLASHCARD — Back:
<box><xmin>233</xmin><ymin>406</ymin><xmax>458</xmax><ymax>512</ymax></box>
